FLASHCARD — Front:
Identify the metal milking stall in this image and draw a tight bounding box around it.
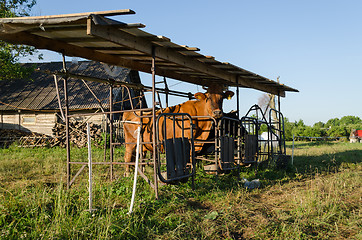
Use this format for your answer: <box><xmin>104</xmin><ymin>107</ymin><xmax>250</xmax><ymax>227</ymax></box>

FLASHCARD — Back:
<box><xmin>0</xmin><ymin>9</ymin><xmax>298</xmax><ymax>199</ymax></box>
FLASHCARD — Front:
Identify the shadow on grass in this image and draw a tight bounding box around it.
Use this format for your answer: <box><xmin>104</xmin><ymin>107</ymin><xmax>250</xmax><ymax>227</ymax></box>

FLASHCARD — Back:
<box><xmin>255</xmin><ymin>147</ymin><xmax>361</xmax><ymax>187</ymax></box>
<box><xmin>292</xmin><ymin>149</ymin><xmax>361</xmax><ymax>173</ymax></box>
<box><xmin>286</xmin><ymin>140</ymin><xmax>345</xmax><ymax>148</ymax></box>
<box><xmin>188</xmin><ymin>142</ymin><xmax>362</xmax><ymax>194</ymax></box>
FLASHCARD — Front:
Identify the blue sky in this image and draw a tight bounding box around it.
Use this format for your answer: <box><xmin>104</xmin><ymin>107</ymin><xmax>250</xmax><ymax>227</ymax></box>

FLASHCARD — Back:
<box><xmin>23</xmin><ymin>0</ymin><xmax>362</xmax><ymax>125</ymax></box>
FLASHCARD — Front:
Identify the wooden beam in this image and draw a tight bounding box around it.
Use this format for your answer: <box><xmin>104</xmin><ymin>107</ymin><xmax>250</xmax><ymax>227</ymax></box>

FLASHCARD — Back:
<box><xmin>7</xmin><ymin>32</ymin><xmax>218</xmax><ymax>87</ymax></box>
<box><xmin>30</xmin><ymin>25</ymin><xmax>86</xmax><ymax>33</ymax></box>
<box><xmin>87</xmin><ymin>19</ymin><xmax>238</xmax><ymax>83</ymax></box>
<box><xmin>5</xmin><ymin>9</ymin><xmax>135</xmax><ymax>20</ymax></box>
<box><xmin>90</xmin><ymin>14</ymin><xmax>145</xmax><ymax>28</ymax></box>
<box><xmin>51</xmin><ymin>37</ymin><xmax>107</xmax><ymax>43</ymax></box>
<box><xmin>0</xmin><ymin>24</ymin><xmax>288</xmax><ymax>95</ymax></box>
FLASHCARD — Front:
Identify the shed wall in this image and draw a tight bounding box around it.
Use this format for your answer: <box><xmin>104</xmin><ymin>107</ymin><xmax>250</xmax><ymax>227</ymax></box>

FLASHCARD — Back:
<box><xmin>0</xmin><ymin>110</ymin><xmax>111</xmax><ymax>136</ymax></box>
<box><xmin>0</xmin><ymin>112</ymin><xmax>56</xmax><ymax>136</ymax></box>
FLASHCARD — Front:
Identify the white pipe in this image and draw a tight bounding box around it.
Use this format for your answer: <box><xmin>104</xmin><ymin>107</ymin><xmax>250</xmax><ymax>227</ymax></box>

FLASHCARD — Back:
<box><xmin>129</xmin><ymin>126</ymin><xmax>141</xmax><ymax>214</ymax></box>
<box><xmin>292</xmin><ymin>134</ymin><xmax>295</xmax><ymax>165</ymax></box>
<box><xmin>87</xmin><ymin>123</ymin><xmax>94</xmax><ymax>212</ymax></box>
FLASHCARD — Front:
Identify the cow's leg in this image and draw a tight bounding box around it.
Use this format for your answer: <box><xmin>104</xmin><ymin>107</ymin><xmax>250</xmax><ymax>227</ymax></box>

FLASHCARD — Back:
<box><xmin>124</xmin><ymin>143</ymin><xmax>136</xmax><ymax>177</ymax></box>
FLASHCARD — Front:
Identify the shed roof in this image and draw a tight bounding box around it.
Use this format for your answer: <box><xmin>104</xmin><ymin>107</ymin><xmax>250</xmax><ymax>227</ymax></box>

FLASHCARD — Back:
<box><xmin>0</xmin><ymin>9</ymin><xmax>298</xmax><ymax>97</ymax></box>
<box><xmin>0</xmin><ymin>61</ymin><xmax>138</xmax><ymax>111</ymax></box>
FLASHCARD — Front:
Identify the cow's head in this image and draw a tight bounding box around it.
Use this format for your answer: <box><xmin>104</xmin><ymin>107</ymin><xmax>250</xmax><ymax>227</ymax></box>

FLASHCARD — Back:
<box><xmin>194</xmin><ymin>85</ymin><xmax>234</xmax><ymax>118</ymax></box>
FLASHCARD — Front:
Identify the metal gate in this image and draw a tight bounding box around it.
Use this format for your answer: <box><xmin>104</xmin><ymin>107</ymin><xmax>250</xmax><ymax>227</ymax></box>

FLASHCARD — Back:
<box><xmin>156</xmin><ymin>113</ymin><xmax>195</xmax><ymax>183</ymax></box>
<box><xmin>218</xmin><ymin>117</ymin><xmax>241</xmax><ymax>171</ymax></box>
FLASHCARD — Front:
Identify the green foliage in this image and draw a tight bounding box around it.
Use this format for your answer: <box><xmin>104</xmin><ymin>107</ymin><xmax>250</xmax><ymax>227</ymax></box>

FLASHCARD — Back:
<box><xmin>0</xmin><ymin>0</ymin><xmax>36</xmax><ymax>18</ymax></box>
<box><xmin>313</xmin><ymin>121</ymin><xmax>325</xmax><ymax>128</ymax></box>
<box><xmin>326</xmin><ymin>118</ymin><xmax>340</xmax><ymax>128</ymax></box>
<box><xmin>0</xmin><ymin>0</ymin><xmax>41</xmax><ymax>81</ymax></box>
<box><xmin>284</xmin><ymin>116</ymin><xmax>362</xmax><ymax>140</ymax></box>
<box><xmin>327</xmin><ymin>125</ymin><xmax>349</xmax><ymax>137</ymax></box>
<box><xmin>339</xmin><ymin>115</ymin><xmax>362</xmax><ymax>126</ymax></box>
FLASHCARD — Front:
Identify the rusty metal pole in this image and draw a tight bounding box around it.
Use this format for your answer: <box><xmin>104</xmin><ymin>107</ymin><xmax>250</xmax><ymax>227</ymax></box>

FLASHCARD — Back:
<box><xmin>278</xmin><ymin>93</ymin><xmax>281</xmax><ymax>114</ymax></box>
<box><xmin>236</xmin><ymin>76</ymin><xmax>240</xmax><ymax>118</ymax></box>
<box><xmin>236</xmin><ymin>76</ymin><xmax>241</xmax><ymax>179</ymax></box>
<box><xmin>109</xmin><ymin>85</ymin><xmax>113</xmax><ymax>180</ymax></box>
<box><xmin>62</xmin><ymin>54</ymin><xmax>71</xmax><ymax>189</ymax></box>
<box><xmin>64</xmin><ymin>78</ymin><xmax>70</xmax><ymax>189</ymax></box>
<box><xmin>152</xmin><ymin>46</ymin><xmax>159</xmax><ymax>199</ymax></box>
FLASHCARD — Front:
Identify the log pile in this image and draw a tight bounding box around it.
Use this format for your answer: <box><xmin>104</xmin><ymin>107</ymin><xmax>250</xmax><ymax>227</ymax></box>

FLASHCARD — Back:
<box><xmin>52</xmin><ymin>121</ymin><xmax>103</xmax><ymax>148</ymax></box>
<box><xmin>0</xmin><ymin>129</ymin><xmax>53</xmax><ymax>147</ymax></box>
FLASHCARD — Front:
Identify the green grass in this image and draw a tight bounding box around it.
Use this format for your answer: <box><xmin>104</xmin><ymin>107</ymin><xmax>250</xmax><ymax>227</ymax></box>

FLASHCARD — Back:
<box><xmin>0</xmin><ymin>142</ymin><xmax>361</xmax><ymax>239</ymax></box>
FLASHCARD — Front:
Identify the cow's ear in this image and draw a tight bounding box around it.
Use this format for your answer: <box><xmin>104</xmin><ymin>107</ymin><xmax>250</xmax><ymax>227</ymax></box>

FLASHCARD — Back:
<box><xmin>194</xmin><ymin>92</ymin><xmax>206</xmax><ymax>100</ymax></box>
<box><xmin>224</xmin><ymin>91</ymin><xmax>234</xmax><ymax>100</ymax></box>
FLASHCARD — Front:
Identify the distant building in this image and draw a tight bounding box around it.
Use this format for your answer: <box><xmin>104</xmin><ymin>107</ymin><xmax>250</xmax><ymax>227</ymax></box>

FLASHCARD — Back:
<box><xmin>0</xmin><ymin>61</ymin><xmax>146</xmax><ymax>136</ymax></box>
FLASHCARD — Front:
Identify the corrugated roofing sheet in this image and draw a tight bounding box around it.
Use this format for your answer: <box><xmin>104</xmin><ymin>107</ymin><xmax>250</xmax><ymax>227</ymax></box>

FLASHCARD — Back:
<box><xmin>0</xmin><ymin>61</ymin><xmax>134</xmax><ymax>111</ymax></box>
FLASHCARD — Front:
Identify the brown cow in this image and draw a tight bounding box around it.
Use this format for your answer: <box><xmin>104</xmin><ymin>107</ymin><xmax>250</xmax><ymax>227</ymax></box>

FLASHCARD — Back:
<box><xmin>122</xmin><ymin>85</ymin><xmax>234</xmax><ymax>175</ymax></box>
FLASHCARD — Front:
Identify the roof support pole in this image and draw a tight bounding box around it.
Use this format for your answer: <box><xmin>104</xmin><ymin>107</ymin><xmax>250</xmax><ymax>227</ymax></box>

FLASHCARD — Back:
<box><xmin>152</xmin><ymin>46</ymin><xmax>159</xmax><ymax>199</ymax></box>
<box><xmin>62</xmin><ymin>55</ymin><xmax>71</xmax><ymax>189</ymax></box>
<box><xmin>278</xmin><ymin>92</ymin><xmax>281</xmax><ymax>114</ymax></box>
<box><xmin>236</xmin><ymin>75</ymin><xmax>240</xmax><ymax>119</ymax></box>
<box><xmin>236</xmin><ymin>75</ymin><xmax>241</xmax><ymax>180</ymax></box>
<box><xmin>109</xmin><ymin>85</ymin><xmax>114</xmax><ymax>180</ymax></box>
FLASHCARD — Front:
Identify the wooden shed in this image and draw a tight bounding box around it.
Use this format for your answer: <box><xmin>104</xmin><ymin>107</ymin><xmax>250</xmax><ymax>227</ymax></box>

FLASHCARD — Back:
<box><xmin>0</xmin><ymin>61</ymin><xmax>145</xmax><ymax>136</ymax></box>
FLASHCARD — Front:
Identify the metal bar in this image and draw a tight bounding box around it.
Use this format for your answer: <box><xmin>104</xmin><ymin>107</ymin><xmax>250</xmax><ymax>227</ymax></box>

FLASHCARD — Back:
<box><xmin>69</xmin><ymin>161</ymin><xmax>154</xmax><ymax>165</ymax></box>
<box><xmin>42</xmin><ymin>69</ymin><xmax>196</xmax><ymax>99</ymax></box>
<box><xmin>109</xmin><ymin>85</ymin><xmax>113</xmax><ymax>180</ymax></box>
<box><xmin>137</xmin><ymin>168</ymin><xmax>155</xmax><ymax>189</ymax></box>
<box><xmin>68</xmin><ymin>108</ymin><xmax>153</xmax><ymax>117</ymax></box>
<box><xmin>152</xmin><ymin>46</ymin><xmax>159</xmax><ymax>199</ymax></box>
<box><xmin>87</xmin><ymin>123</ymin><xmax>96</xmax><ymax>212</ymax></box>
<box><xmin>69</xmin><ymin>165</ymin><xmax>86</xmax><ymax>186</ymax></box>
<box><xmin>62</xmin><ymin>54</ymin><xmax>71</xmax><ymax>190</ymax></box>
<box><xmin>236</xmin><ymin>77</ymin><xmax>240</xmax><ymax>118</ymax></box>
<box><xmin>81</xmin><ymin>79</ymin><xmax>107</xmax><ymax>114</ymax></box>
<box><xmin>103</xmin><ymin>118</ymin><xmax>107</xmax><ymax>162</ymax></box>
<box><xmin>129</xmin><ymin>126</ymin><xmax>141</xmax><ymax>214</ymax></box>
<box><xmin>163</xmin><ymin>77</ymin><xmax>169</xmax><ymax>107</ymax></box>
<box><xmin>53</xmin><ymin>75</ymin><xmax>65</xmax><ymax>121</ymax></box>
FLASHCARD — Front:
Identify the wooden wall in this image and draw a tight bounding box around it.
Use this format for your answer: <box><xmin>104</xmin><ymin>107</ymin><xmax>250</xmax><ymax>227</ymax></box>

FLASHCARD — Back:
<box><xmin>1</xmin><ymin>110</ymin><xmax>109</xmax><ymax>136</ymax></box>
<box><xmin>1</xmin><ymin>112</ymin><xmax>56</xmax><ymax>136</ymax></box>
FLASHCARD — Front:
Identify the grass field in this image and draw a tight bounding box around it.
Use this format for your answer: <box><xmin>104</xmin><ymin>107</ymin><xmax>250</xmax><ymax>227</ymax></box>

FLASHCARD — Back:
<box><xmin>0</xmin><ymin>141</ymin><xmax>361</xmax><ymax>239</ymax></box>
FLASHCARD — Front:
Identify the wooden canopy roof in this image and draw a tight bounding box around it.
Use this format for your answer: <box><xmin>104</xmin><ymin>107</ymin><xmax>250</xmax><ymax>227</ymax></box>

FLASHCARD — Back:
<box><xmin>0</xmin><ymin>9</ymin><xmax>298</xmax><ymax>97</ymax></box>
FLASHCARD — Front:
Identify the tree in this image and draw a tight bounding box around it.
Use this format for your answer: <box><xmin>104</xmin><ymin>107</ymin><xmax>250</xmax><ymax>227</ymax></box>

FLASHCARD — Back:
<box><xmin>327</xmin><ymin>126</ymin><xmax>348</xmax><ymax>138</ymax></box>
<box><xmin>0</xmin><ymin>0</ymin><xmax>40</xmax><ymax>80</ymax></box>
<box><xmin>313</xmin><ymin>121</ymin><xmax>325</xmax><ymax>129</ymax></box>
<box><xmin>326</xmin><ymin>118</ymin><xmax>340</xmax><ymax>128</ymax></box>
<box><xmin>339</xmin><ymin>116</ymin><xmax>362</xmax><ymax>126</ymax></box>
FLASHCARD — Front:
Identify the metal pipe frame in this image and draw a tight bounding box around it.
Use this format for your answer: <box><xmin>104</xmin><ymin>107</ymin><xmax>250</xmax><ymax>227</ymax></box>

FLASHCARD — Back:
<box><xmin>155</xmin><ymin>113</ymin><xmax>195</xmax><ymax>184</ymax></box>
<box><xmin>109</xmin><ymin>85</ymin><xmax>114</xmax><ymax>180</ymax></box>
<box><xmin>217</xmin><ymin>116</ymin><xmax>241</xmax><ymax>171</ymax></box>
<box><xmin>151</xmin><ymin>46</ymin><xmax>159</xmax><ymax>199</ymax></box>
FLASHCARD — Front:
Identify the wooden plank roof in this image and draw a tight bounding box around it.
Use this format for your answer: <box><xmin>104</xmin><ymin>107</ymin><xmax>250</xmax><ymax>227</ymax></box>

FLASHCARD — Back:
<box><xmin>0</xmin><ymin>9</ymin><xmax>298</xmax><ymax>97</ymax></box>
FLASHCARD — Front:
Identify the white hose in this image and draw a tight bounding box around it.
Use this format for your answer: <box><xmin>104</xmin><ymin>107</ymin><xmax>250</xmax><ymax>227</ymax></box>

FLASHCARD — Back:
<box><xmin>128</xmin><ymin>126</ymin><xmax>141</xmax><ymax>214</ymax></box>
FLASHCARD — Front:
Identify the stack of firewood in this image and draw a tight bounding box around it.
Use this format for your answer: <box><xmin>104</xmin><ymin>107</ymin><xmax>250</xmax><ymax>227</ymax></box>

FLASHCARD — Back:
<box><xmin>52</xmin><ymin>121</ymin><xmax>103</xmax><ymax>148</ymax></box>
<box><xmin>0</xmin><ymin>129</ymin><xmax>53</xmax><ymax>147</ymax></box>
